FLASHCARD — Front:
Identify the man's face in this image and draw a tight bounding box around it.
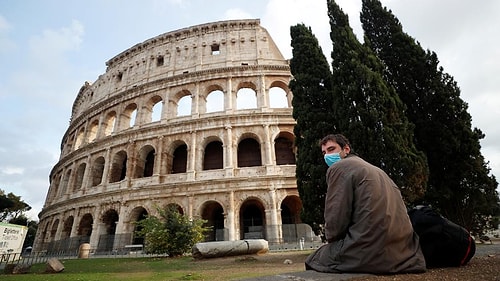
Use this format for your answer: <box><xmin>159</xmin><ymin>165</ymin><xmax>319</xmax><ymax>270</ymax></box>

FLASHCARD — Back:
<box><xmin>321</xmin><ymin>140</ymin><xmax>342</xmax><ymax>155</ymax></box>
<box><xmin>321</xmin><ymin>140</ymin><xmax>350</xmax><ymax>157</ymax></box>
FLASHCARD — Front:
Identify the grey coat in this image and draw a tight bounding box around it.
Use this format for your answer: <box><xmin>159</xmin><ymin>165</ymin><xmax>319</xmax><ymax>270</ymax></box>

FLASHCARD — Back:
<box><xmin>305</xmin><ymin>155</ymin><xmax>426</xmax><ymax>274</ymax></box>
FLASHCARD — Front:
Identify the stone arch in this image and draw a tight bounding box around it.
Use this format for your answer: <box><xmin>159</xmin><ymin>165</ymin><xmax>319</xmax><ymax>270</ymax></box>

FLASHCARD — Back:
<box><xmin>174</xmin><ymin>90</ymin><xmax>192</xmax><ymax>116</ymax></box>
<box><xmin>203</xmin><ymin>138</ymin><xmax>223</xmax><ymax>170</ymax></box>
<box><xmin>61</xmin><ymin>169</ymin><xmax>72</xmax><ymax>197</ymax></box>
<box><xmin>50</xmin><ymin>219</ymin><xmax>59</xmax><ymax>240</ymax></box>
<box><xmin>206</xmin><ymin>88</ymin><xmax>224</xmax><ymax>113</ymax></box>
<box><xmin>49</xmin><ymin>174</ymin><xmax>62</xmax><ymax>202</ymax></box>
<box><xmin>239</xmin><ymin>198</ymin><xmax>266</xmax><ymax>240</ymax></box>
<box><xmin>237</xmin><ymin>135</ymin><xmax>262</xmax><ymax>167</ymax></box>
<box><xmin>200</xmin><ymin>200</ymin><xmax>225</xmax><ymax>241</ymax></box>
<box><xmin>280</xmin><ymin>195</ymin><xmax>303</xmax><ymax>243</ymax></box>
<box><xmin>170</xmin><ymin>141</ymin><xmax>188</xmax><ymax>174</ymax></box>
<box><xmin>87</xmin><ymin>119</ymin><xmax>99</xmax><ymax>143</ymax></box>
<box><xmin>269</xmin><ymin>86</ymin><xmax>288</xmax><ymax>108</ymax></box>
<box><xmin>109</xmin><ymin>150</ymin><xmax>127</xmax><ymax>183</ymax></box>
<box><xmin>74</xmin><ymin>163</ymin><xmax>86</xmax><ymax>191</ymax></box>
<box><xmin>236</xmin><ymin>86</ymin><xmax>257</xmax><ymax>110</ymax></box>
<box><xmin>146</xmin><ymin>95</ymin><xmax>163</xmax><ymax>123</ymax></box>
<box><xmin>78</xmin><ymin>213</ymin><xmax>93</xmax><ymax>236</ymax></box>
<box><xmin>103</xmin><ymin>111</ymin><xmax>116</xmax><ymax>136</ymax></box>
<box><xmin>166</xmin><ymin>203</ymin><xmax>184</xmax><ymax>214</ymax></box>
<box><xmin>129</xmin><ymin>206</ymin><xmax>148</xmax><ymax>245</ymax></box>
<box><xmin>135</xmin><ymin>145</ymin><xmax>155</xmax><ymax>178</ymax></box>
<box><xmin>98</xmin><ymin>209</ymin><xmax>119</xmax><ymax>253</ymax></box>
<box><xmin>74</xmin><ymin>129</ymin><xmax>85</xmax><ymax>150</ymax></box>
<box><xmin>123</xmin><ymin>103</ymin><xmax>138</xmax><ymax>129</ymax></box>
<box><xmin>61</xmin><ymin>216</ymin><xmax>74</xmax><ymax>239</ymax></box>
<box><xmin>274</xmin><ymin>132</ymin><xmax>296</xmax><ymax>165</ymax></box>
<box><xmin>91</xmin><ymin>156</ymin><xmax>105</xmax><ymax>187</ymax></box>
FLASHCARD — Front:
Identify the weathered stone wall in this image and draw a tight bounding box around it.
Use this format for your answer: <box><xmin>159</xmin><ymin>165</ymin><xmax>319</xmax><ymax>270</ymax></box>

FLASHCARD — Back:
<box><xmin>34</xmin><ymin>19</ymin><xmax>309</xmax><ymax>253</ymax></box>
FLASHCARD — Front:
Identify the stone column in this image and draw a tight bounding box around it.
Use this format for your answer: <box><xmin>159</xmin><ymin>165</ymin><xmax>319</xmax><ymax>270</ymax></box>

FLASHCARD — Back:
<box><xmin>101</xmin><ymin>148</ymin><xmax>111</xmax><ymax>186</ymax></box>
<box><xmin>89</xmin><ymin>206</ymin><xmax>102</xmax><ymax>250</ymax></box>
<box><xmin>154</xmin><ymin>136</ymin><xmax>163</xmax><ymax>177</ymax></box>
<box><xmin>259</xmin><ymin>74</ymin><xmax>268</xmax><ymax>109</ymax></box>
<box><xmin>187</xmin><ymin>131</ymin><xmax>197</xmax><ymax>180</ymax></box>
<box><xmin>225</xmin><ymin>77</ymin><xmax>233</xmax><ymax>112</ymax></box>
<box><xmin>224</xmin><ymin>125</ymin><xmax>234</xmax><ymax>177</ymax></box>
<box><xmin>263</xmin><ymin>124</ymin><xmax>273</xmax><ymax>165</ymax></box>
<box><xmin>81</xmin><ymin>154</ymin><xmax>92</xmax><ymax>192</ymax></box>
<box><xmin>226</xmin><ymin>190</ymin><xmax>236</xmax><ymax>241</ymax></box>
<box><xmin>266</xmin><ymin>188</ymin><xmax>280</xmax><ymax>244</ymax></box>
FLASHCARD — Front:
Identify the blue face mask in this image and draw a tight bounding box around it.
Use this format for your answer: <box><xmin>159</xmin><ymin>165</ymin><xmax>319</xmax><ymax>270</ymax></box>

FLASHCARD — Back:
<box><xmin>324</xmin><ymin>153</ymin><xmax>341</xmax><ymax>167</ymax></box>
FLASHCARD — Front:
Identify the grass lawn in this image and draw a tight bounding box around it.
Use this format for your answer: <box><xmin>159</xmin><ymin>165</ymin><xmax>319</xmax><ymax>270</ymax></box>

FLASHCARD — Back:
<box><xmin>0</xmin><ymin>250</ymin><xmax>312</xmax><ymax>281</ymax></box>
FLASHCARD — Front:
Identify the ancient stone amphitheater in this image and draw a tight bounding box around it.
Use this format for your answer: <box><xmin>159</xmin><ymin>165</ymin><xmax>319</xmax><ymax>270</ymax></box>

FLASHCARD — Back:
<box><xmin>34</xmin><ymin>19</ymin><xmax>315</xmax><ymax>254</ymax></box>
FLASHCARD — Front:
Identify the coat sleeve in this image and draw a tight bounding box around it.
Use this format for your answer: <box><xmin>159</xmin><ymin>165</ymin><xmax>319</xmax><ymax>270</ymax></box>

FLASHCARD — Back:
<box><xmin>324</xmin><ymin>164</ymin><xmax>353</xmax><ymax>242</ymax></box>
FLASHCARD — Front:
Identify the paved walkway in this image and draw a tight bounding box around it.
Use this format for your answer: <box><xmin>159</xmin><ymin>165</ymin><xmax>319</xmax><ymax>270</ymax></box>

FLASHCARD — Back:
<box><xmin>241</xmin><ymin>242</ymin><xmax>500</xmax><ymax>281</ymax></box>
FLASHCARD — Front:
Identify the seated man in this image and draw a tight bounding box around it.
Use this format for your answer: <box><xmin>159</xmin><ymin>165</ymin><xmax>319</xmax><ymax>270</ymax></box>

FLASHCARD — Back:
<box><xmin>305</xmin><ymin>134</ymin><xmax>426</xmax><ymax>274</ymax></box>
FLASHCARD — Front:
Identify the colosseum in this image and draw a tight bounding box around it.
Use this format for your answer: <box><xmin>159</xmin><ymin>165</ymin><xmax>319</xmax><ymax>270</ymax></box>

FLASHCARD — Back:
<box><xmin>34</xmin><ymin>19</ymin><xmax>317</xmax><ymax>254</ymax></box>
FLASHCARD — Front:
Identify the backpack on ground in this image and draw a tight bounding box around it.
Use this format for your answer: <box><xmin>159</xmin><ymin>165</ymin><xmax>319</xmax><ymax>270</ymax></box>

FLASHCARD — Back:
<box><xmin>408</xmin><ymin>205</ymin><xmax>475</xmax><ymax>268</ymax></box>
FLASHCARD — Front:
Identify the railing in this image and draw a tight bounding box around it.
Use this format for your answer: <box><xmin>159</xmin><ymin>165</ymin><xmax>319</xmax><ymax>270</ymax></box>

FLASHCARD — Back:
<box><xmin>1</xmin><ymin>224</ymin><xmax>323</xmax><ymax>270</ymax></box>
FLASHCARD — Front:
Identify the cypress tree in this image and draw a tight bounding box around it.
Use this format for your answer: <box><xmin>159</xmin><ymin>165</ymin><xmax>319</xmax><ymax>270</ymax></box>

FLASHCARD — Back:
<box><xmin>361</xmin><ymin>0</ymin><xmax>500</xmax><ymax>234</ymax></box>
<box><xmin>327</xmin><ymin>0</ymin><xmax>428</xmax><ymax>202</ymax></box>
<box><xmin>289</xmin><ymin>23</ymin><xmax>335</xmax><ymax>235</ymax></box>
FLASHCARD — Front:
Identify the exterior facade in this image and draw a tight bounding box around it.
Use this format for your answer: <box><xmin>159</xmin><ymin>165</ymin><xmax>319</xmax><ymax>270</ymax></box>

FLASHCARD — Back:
<box><xmin>34</xmin><ymin>19</ymin><xmax>314</xmax><ymax>254</ymax></box>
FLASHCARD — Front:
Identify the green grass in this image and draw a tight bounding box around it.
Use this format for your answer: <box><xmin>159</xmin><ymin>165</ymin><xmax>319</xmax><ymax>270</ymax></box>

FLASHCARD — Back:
<box><xmin>1</xmin><ymin>257</ymin><xmax>207</xmax><ymax>281</ymax></box>
<box><xmin>0</xmin><ymin>251</ymin><xmax>310</xmax><ymax>281</ymax></box>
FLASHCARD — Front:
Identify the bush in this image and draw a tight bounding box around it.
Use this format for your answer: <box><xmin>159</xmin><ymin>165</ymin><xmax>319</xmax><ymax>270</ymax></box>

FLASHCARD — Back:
<box><xmin>136</xmin><ymin>205</ymin><xmax>209</xmax><ymax>256</ymax></box>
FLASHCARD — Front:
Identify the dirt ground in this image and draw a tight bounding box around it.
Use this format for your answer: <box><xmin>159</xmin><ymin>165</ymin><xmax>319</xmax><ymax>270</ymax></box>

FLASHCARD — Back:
<box><xmin>221</xmin><ymin>242</ymin><xmax>500</xmax><ymax>281</ymax></box>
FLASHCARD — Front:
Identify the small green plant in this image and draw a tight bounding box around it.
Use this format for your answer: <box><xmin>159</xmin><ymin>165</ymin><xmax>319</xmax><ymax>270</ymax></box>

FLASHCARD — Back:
<box><xmin>136</xmin><ymin>205</ymin><xmax>209</xmax><ymax>256</ymax></box>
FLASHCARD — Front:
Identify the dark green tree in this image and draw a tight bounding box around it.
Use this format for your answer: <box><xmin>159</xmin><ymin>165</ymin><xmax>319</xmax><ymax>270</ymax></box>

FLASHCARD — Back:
<box><xmin>289</xmin><ymin>23</ymin><xmax>335</xmax><ymax>235</ymax></box>
<box><xmin>360</xmin><ymin>0</ymin><xmax>500</xmax><ymax>234</ymax></box>
<box><xmin>327</xmin><ymin>0</ymin><xmax>428</xmax><ymax>202</ymax></box>
<box><xmin>0</xmin><ymin>189</ymin><xmax>32</xmax><ymax>222</ymax></box>
<box><xmin>136</xmin><ymin>205</ymin><xmax>208</xmax><ymax>256</ymax></box>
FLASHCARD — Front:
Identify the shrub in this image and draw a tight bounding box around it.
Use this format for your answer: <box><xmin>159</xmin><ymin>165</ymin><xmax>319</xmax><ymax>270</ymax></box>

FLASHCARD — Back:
<box><xmin>136</xmin><ymin>205</ymin><xmax>209</xmax><ymax>256</ymax></box>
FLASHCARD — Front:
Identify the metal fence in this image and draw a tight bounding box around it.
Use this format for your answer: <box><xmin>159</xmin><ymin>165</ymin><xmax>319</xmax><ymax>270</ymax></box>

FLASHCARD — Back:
<box><xmin>1</xmin><ymin>224</ymin><xmax>323</xmax><ymax>270</ymax></box>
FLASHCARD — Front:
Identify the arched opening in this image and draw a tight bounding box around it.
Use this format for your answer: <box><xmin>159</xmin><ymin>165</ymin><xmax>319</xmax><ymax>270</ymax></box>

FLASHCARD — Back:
<box><xmin>280</xmin><ymin>196</ymin><xmax>304</xmax><ymax>243</ymax></box>
<box><xmin>74</xmin><ymin>163</ymin><xmax>86</xmax><ymax>191</ymax></box>
<box><xmin>91</xmin><ymin>156</ymin><xmax>105</xmax><ymax>187</ymax></box>
<box><xmin>269</xmin><ymin>86</ymin><xmax>288</xmax><ymax>108</ymax></box>
<box><xmin>78</xmin><ymin>214</ymin><xmax>93</xmax><ymax>237</ymax></box>
<box><xmin>151</xmin><ymin>99</ymin><xmax>163</xmax><ymax>122</ymax></box>
<box><xmin>236</xmin><ymin>87</ymin><xmax>257</xmax><ymax>109</ymax></box>
<box><xmin>275</xmin><ymin>133</ymin><xmax>296</xmax><ymax>165</ymax></box>
<box><xmin>135</xmin><ymin>145</ymin><xmax>155</xmax><ymax>178</ymax></box>
<box><xmin>240</xmin><ymin>199</ymin><xmax>265</xmax><ymax>240</ymax></box>
<box><xmin>123</xmin><ymin>103</ymin><xmax>138</xmax><ymax>128</ymax></box>
<box><xmin>74</xmin><ymin>129</ymin><xmax>84</xmax><ymax>150</ymax></box>
<box><xmin>177</xmin><ymin>95</ymin><xmax>192</xmax><ymax>116</ymax></box>
<box><xmin>237</xmin><ymin>138</ymin><xmax>261</xmax><ymax>167</ymax></box>
<box><xmin>172</xmin><ymin>144</ymin><xmax>187</xmax><ymax>173</ymax></box>
<box><xmin>201</xmin><ymin>201</ymin><xmax>225</xmax><ymax>241</ymax></box>
<box><xmin>109</xmin><ymin>151</ymin><xmax>127</xmax><ymax>183</ymax></box>
<box><xmin>98</xmin><ymin>209</ymin><xmax>119</xmax><ymax>253</ymax></box>
<box><xmin>87</xmin><ymin>120</ymin><xmax>99</xmax><ymax>143</ymax></box>
<box><xmin>206</xmin><ymin>90</ymin><xmax>224</xmax><ymax>113</ymax></box>
<box><xmin>61</xmin><ymin>216</ymin><xmax>73</xmax><ymax>239</ymax></box>
<box><xmin>130</xmin><ymin>207</ymin><xmax>148</xmax><ymax>245</ymax></box>
<box><xmin>203</xmin><ymin>141</ymin><xmax>223</xmax><ymax>170</ymax></box>
<box><xmin>103</xmin><ymin>111</ymin><xmax>116</xmax><ymax>136</ymax></box>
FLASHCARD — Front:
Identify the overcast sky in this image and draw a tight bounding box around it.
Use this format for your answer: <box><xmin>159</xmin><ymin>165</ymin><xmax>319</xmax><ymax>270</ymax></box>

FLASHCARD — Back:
<box><xmin>1</xmin><ymin>0</ymin><xmax>499</xmax><ymax>220</ymax></box>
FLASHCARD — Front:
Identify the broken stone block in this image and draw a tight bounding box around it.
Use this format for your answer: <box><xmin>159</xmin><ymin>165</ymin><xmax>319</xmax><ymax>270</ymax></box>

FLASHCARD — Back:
<box><xmin>45</xmin><ymin>258</ymin><xmax>65</xmax><ymax>273</ymax></box>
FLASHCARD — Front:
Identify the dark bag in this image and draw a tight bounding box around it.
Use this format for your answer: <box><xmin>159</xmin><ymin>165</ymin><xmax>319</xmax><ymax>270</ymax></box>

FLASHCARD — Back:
<box><xmin>408</xmin><ymin>205</ymin><xmax>475</xmax><ymax>268</ymax></box>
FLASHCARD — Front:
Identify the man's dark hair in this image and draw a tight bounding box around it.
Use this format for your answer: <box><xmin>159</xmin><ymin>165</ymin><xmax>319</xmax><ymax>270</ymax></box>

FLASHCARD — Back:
<box><xmin>320</xmin><ymin>134</ymin><xmax>351</xmax><ymax>149</ymax></box>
